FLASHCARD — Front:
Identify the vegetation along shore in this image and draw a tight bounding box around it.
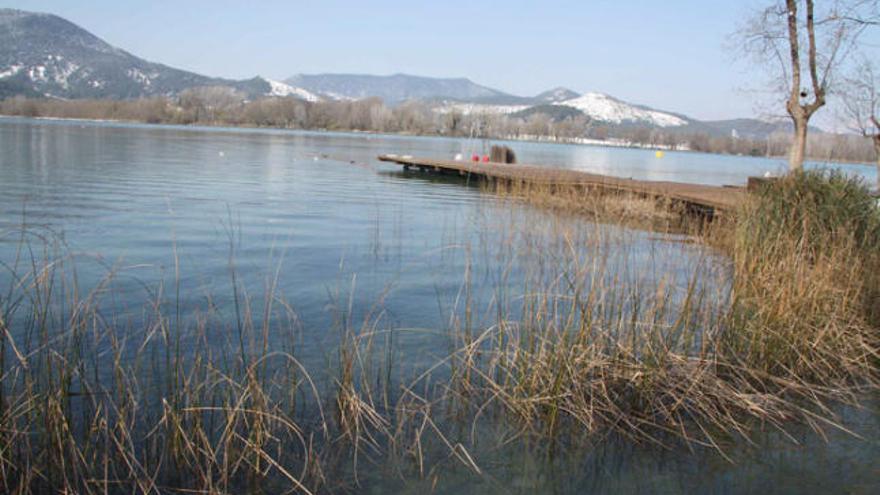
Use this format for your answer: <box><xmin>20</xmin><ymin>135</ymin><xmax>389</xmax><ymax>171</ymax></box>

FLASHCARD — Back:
<box><xmin>1</xmin><ymin>168</ymin><xmax>878</xmax><ymax>493</ymax></box>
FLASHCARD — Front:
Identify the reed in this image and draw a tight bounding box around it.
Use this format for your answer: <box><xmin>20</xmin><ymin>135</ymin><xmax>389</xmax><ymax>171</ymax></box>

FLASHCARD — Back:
<box><xmin>441</xmin><ymin>210</ymin><xmax>764</xmax><ymax>453</ymax></box>
<box><xmin>0</xmin><ymin>227</ymin><xmax>330</xmax><ymax>493</ymax></box>
<box><xmin>444</xmin><ymin>170</ymin><xmax>880</xmax><ymax>453</ymax></box>
<box><xmin>0</xmin><ymin>171</ymin><xmax>877</xmax><ymax>492</ymax></box>
<box><xmin>723</xmin><ymin>170</ymin><xmax>880</xmax><ymax>389</ymax></box>
<box><xmin>482</xmin><ymin>178</ymin><xmax>691</xmax><ymax>234</ymax></box>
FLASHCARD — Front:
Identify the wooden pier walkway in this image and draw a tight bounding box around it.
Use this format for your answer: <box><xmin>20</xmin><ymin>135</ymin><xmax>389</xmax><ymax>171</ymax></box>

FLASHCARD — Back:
<box><xmin>378</xmin><ymin>154</ymin><xmax>746</xmax><ymax>215</ymax></box>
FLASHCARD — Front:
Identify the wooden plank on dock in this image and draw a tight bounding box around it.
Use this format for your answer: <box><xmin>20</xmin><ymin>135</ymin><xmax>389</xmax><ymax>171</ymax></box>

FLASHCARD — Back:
<box><xmin>378</xmin><ymin>154</ymin><xmax>746</xmax><ymax>214</ymax></box>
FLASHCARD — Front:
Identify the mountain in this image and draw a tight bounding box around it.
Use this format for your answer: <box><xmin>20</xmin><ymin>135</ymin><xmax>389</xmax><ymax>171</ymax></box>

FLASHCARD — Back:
<box><xmin>535</xmin><ymin>87</ymin><xmax>580</xmax><ymax>103</ymax></box>
<box><xmin>552</xmin><ymin>92</ymin><xmax>689</xmax><ymax>128</ymax></box>
<box><xmin>0</xmin><ymin>78</ymin><xmax>40</xmax><ymax>99</ymax></box>
<box><xmin>511</xmin><ymin>104</ymin><xmax>587</xmax><ymax>122</ymax></box>
<box><xmin>0</xmin><ymin>9</ymin><xmax>805</xmax><ymax>140</ymax></box>
<box><xmin>262</xmin><ymin>79</ymin><xmax>320</xmax><ymax>101</ymax></box>
<box><xmin>0</xmin><ymin>8</ymin><xmax>318</xmax><ymax>100</ymax></box>
<box><xmin>431</xmin><ymin>90</ymin><xmax>693</xmax><ymax>129</ymax></box>
<box><xmin>285</xmin><ymin>73</ymin><xmax>517</xmax><ymax>105</ymax></box>
<box><xmin>279</xmin><ymin>72</ymin><xmax>791</xmax><ymax>137</ymax></box>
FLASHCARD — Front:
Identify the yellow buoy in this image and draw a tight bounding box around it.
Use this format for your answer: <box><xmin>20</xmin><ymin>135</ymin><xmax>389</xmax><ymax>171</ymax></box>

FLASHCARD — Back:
<box><xmin>655</xmin><ymin>150</ymin><xmax>664</xmax><ymax>158</ymax></box>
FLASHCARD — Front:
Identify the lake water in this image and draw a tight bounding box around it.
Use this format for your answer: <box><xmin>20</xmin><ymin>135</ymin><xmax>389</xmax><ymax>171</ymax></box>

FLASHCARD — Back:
<box><xmin>0</xmin><ymin>116</ymin><xmax>877</xmax><ymax>493</ymax></box>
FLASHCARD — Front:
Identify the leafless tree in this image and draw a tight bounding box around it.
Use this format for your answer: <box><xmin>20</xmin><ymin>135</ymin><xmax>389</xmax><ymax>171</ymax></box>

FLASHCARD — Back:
<box><xmin>178</xmin><ymin>86</ymin><xmax>245</xmax><ymax>123</ymax></box>
<box><xmin>737</xmin><ymin>0</ymin><xmax>878</xmax><ymax>170</ymax></box>
<box><xmin>842</xmin><ymin>59</ymin><xmax>880</xmax><ymax>188</ymax></box>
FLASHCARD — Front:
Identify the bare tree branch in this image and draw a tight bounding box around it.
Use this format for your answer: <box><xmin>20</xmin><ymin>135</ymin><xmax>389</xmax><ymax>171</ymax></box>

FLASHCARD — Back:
<box><xmin>735</xmin><ymin>0</ymin><xmax>875</xmax><ymax>170</ymax></box>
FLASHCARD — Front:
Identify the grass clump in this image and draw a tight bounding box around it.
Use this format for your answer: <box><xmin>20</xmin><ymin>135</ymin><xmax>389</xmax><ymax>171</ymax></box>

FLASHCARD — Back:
<box><xmin>725</xmin><ymin>170</ymin><xmax>880</xmax><ymax>385</ymax></box>
<box><xmin>738</xmin><ymin>170</ymin><xmax>880</xmax><ymax>255</ymax></box>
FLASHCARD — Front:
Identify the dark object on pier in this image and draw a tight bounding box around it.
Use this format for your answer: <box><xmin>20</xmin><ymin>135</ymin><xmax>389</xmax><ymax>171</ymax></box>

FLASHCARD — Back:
<box><xmin>747</xmin><ymin>176</ymin><xmax>780</xmax><ymax>192</ymax></box>
<box><xmin>490</xmin><ymin>145</ymin><xmax>517</xmax><ymax>164</ymax></box>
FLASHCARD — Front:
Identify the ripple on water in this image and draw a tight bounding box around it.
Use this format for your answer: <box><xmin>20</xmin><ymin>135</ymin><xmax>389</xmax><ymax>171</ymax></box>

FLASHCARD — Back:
<box><xmin>0</xmin><ymin>118</ymin><xmax>878</xmax><ymax>492</ymax></box>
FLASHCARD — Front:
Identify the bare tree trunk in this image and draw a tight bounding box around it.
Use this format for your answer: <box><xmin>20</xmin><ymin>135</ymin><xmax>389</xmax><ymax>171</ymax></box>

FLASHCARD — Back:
<box><xmin>790</xmin><ymin>115</ymin><xmax>809</xmax><ymax>171</ymax></box>
<box><xmin>874</xmin><ymin>135</ymin><xmax>880</xmax><ymax>191</ymax></box>
<box><xmin>785</xmin><ymin>0</ymin><xmax>805</xmax><ymax>171</ymax></box>
<box><xmin>784</xmin><ymin>0</ymin><xmax>825</xmax><ymax>171</ymax></box>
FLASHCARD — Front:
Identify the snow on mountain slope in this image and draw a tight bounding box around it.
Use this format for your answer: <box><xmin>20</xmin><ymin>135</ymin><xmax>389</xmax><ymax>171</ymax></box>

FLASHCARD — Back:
<box><xmin>0</xmin><ymin>9</ymin><xmax>319</xmax><ymax>100</ymax></box>
<box><xmin>554</xmin><ymin>92</ymin><xmax>687</xmax><ymax>127</ymax></box>
<box><xmin>434</xmin><ymin>102</ymin><xmax>531</xmax><ymax>116</ymax></box>
<box><xmin>265</xmin><ymin>78</ymin><xmax>320</xmax><ymax>102</ymax></box>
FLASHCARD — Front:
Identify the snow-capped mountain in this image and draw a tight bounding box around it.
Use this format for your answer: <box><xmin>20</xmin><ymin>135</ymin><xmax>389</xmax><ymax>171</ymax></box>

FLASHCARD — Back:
<box><xmin>264</xmin><ymin>79</ymin><xmax>321</xmax><ymax>102</ymax></box>
<box><xmin>0</xmin><ymin>9</ymin><xmax>315</xmax><ymax>100</ymax></box>
<box><xmin>428</xmin><ymin>90</ymin><xmax>692</xmax><ymax>128</ymax></box>
<box><xmin>553</xmin><ymin>92</ymin><xmax>689</xmax><ymax>127</ymax></box>
<box><xmin>0</xmin><ymin>8</ymin><xmax>794</xmax><ymax>139</ymax></box>
<box><xmin>290</xmin><ymin>75</ymin><xmax>695</xmax><ymax>128</ymax></box>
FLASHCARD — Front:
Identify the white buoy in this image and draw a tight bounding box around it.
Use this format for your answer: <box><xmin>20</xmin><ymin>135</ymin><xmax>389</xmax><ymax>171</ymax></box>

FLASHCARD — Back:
<box><xmin>218</xmin><ymin>151</ymin><xmax>225</xmax><ymax>157</ymax></box>
<box><xmin>454</xmin><ymin>153</ymin><xmax>463</xmax><ymax>161</ymax></box>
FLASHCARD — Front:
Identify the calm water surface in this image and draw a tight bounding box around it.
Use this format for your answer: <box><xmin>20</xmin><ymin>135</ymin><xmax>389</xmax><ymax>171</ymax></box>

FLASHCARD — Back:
<box><xmin>0</xmin><ymin>117</ymin><xmax>877</xmax><ymax>493</ymax></box>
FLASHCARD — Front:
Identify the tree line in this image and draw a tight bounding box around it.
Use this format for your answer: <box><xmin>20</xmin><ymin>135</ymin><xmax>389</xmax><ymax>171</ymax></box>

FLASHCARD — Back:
<box><xmin>1</xmin><ymin>89</ymin><xmax>876</xmax><ymax>164</ymax></box>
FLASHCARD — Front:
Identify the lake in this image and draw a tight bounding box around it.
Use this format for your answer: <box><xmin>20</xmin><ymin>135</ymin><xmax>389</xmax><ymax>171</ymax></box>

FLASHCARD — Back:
<box><xmin>0</xmin><ymin>116</ymin><xmax>877</xmax><ymax>493</ymax></box>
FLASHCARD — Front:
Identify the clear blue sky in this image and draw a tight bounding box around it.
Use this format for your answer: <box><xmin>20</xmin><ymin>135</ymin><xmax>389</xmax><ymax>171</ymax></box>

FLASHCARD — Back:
<box><xmin>6</xmin><ymin>0</ymin><xmax>789</xmax><ymax>120</ymax></box>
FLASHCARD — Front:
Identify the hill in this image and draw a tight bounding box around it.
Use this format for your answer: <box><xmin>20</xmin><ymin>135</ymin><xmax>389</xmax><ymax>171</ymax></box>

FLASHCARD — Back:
<box><xmin>0</xmin><ymin>9</ymin><xmax>317</xmax><ymax>100</ymax></box>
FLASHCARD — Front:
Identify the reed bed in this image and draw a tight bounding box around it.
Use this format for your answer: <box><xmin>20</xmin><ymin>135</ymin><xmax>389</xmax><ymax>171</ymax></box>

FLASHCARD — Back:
<box><xmin>453</xmin><ymin>171</ymin><xmax>879</xmax><ymax>447</ymax></box>
<box><xmin>723</xmin><ymin>170</ymin><xmax>880</xmax><ymax>394</ymax></box>
<box><xmin>0</xmin><ymin>227</ymin><xmax>483</xmax><ymax>493</ymax></box>
<box><xmin>482</xmin><ymin>178</ymin><xmax>689</xmax><ymax>233</ymax></box>
<box><xmin>0</xmin><ymin>170</ymin><xmax>878</xmax><ymax>493</ymax></box>
<box><xmin>0</xmin><ymin>229</ymin><xmax>329</xmax><ymax>493</ymax></box>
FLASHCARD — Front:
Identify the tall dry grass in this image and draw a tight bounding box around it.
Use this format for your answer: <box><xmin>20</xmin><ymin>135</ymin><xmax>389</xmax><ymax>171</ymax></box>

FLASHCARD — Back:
<box><xmin>723</xmin><ymin>170</ymin><xmax>880</xmax><ymax>392</ymax></box>
<box><xmin>0</xmin><ymin>170</ymin><xmax>878</xmax><ymax>492</ymax></box>
<box><xmin>0</xmin><ymin>228</ymin><xmax>332</xmax><ymax>493</ymax></box>
<box><xmin>442</xmin><ymin>170</ymin><xmax>880</xmax><ymax>454</ymax></box>
<box><xmin>482</xmin><ymin>179</ymin><xmax>691</xmax><ymax>234</ymax></box>
<box><xmin>0</xmin><ymin>225</ymin><xmax>485</xmax><ymax>493</ymax></box>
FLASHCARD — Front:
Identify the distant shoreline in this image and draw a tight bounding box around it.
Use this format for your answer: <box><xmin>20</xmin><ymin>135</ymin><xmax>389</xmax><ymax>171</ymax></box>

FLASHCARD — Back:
<box><xmin>1</xmin><ymin>114</ymin><xmax>874</xmax><ymax>169</ymax></box>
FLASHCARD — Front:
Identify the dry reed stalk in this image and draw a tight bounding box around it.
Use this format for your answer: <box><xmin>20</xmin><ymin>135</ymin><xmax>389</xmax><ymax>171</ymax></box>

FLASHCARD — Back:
<box><xmin>0</xmin><ymin>171</ymin><xmax>877</xmax><ymax>492</ymax></box>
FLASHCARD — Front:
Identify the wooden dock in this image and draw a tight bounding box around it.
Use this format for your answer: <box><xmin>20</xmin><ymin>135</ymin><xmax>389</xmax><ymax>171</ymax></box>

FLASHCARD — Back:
<box><xmin>378</xmin><ymin>155</ymin><xmax>746</xmax><ymax>216</ymax></box>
